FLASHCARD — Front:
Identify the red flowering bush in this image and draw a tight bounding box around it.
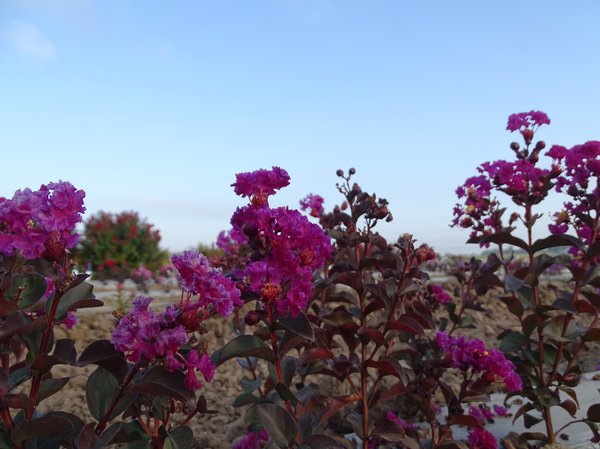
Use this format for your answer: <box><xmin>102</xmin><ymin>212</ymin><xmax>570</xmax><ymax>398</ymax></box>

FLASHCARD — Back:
<box><xmin>78</xmin><ymin>211</ymin><xmax>168</xmax><ymax>280</ymax></box>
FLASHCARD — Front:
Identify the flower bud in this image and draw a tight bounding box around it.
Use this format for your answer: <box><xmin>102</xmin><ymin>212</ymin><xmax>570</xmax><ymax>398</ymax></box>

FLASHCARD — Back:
<box><xmin>349</xmin><ymin>167</ymin><xmax>356</xmax><ymax>175</ymax></box>
<box><xmin>510</xmin><ymin>142</ymin><xmax>520</xmax><ymax>152</ymax></box>
<box><xmin>244</xmin><ymin>310</ymin><xmax>260</xmax><ymax>326</ymax></box>
<box><xmin>336</xmin><ymin>169</ymin><xmax>344</xmax><ymax>177</ymax></box>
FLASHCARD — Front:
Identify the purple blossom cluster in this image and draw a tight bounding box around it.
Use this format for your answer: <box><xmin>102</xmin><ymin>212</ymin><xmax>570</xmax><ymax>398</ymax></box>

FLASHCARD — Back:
<box><xmin>467</xmin><ymin>427</ymin><xmax>497</xmax><ymax>449</ymax></box>
<box><xmin>452</xmin><ymin>175</ymin><xmax>503</xmax><ymax>245</ymax></box>
<box><xmin>468</xmin><ymin>404</ymin><xmax>507</xmax><ymax>425</ymax></box>
<box><xmin>546</xmin><ymin>141</ymin><xmax>600</xmax><ymax>251</ymax></box>
<box><xmin>229</xmin><ymin>168</ymin><xmax>332</xmax><ymax>317</ymax></box>
<box><xmin>233</xmin><ymin>166</ymin><xmax>290</xmax><ymax>206</ymax></box>
<box><xmin>0</xmin><ymin>181</ymin><xmax>85</xmax><ymax>260</ymax></box>
<box><xmin>171</xmin><ymin>251</ymin><xmax>242</xmax><ymax>317</ymax></box>
<box><xmin>453</xmin><ymin>111</ymin><xmax>561</xmax><ymax>243</ymax></box>
<box><xmin>232</xmin><ymin>429</ymin><xmax>269</xmax><ymax>449</ymax></box>
<box><xmin>299</xmin><ymin>193</ymin><xmax>325</xmax><ymax>217</ymax></box>
<box><xmin>386</xmin><ymin>411</ymin><xmax>417</xmax><ymax>432</ymax></box>
<box><xmin>506</xmin><ymin>110</ymin><xmax>550</xmax><ymax>133</ymax></box>
<box><xmin>111</xmin><ymin>296</ymin><xmax>215</xmax><ymax>390</ymax></box>
<box><xmin>429</xmin><ymin>284</ymin><xmax>452</xmax><ymax>304</ymax></box>
<box><xmin>436</xmin><ymin>332</ymin><xmax>521</xmax><ymax>391</ymax></box>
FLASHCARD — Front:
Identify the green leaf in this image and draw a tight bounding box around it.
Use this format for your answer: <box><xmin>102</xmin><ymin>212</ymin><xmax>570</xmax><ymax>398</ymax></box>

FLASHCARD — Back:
<box><xmin>47</xmin><ymin>281</ymin><xmax>95</xmax><ymax>321</ymax></box>
<box><xmin>11</xmin><ymin>414</ymin><xmax>75</xmax><ymax>445</ymax></box>
<box><xmin>38</xmin><ymin>377</ymin><xmax>70</xmax><ymax>403</ymax></box>
<box><xmin>164</xmin><ymin>426</ymin><xmax>193</xmax><ymax>449</ymax></box>
<box><xmin>275</xmin><ymin>383</ymin><xmax>298</xmax><ymax>406</ymax></box>
<box><xmin>241</xmin><ymin>373</ymin><xmax>263</xmax><ymax>394</ymax></box>
<box><xmin>233</xmin><ymin>393</ymin><xmax>257</xmax><ymax>407</ymax></box>
<box><xmin>500</xmin><ymin>331</ymin><xmax>527</xmax><ymax>353</ymax></box>
<box><xmin>273</xmin><ymin>313</ymin><xmax>314</xmax><ymax>342</ymax></box>
<box><xmin>212</xmin><ymin>335</ymin><xmax>275</xmax><ymax>366</ymax></box>
<box><xmin>7</xmin><ymin>274</ymin><xmax>47</xmax><ymax>310</ymax></box>
<box><xmin>523</xmin><ymin>412</ymin><xmax>544</xmax><ymax>429</ymax></box>
<box><xmin>300</xmin><ymin>434</ymin><xmax>347</xmax><ymax>449</ymax></box>
<box><xmin>531</xmin><ymin>234</ymin><xmax>582</xmax><ymax>253</ymax></box>
<box><xmin>77</xmin><ymin>339</ymin><xmax>129</xmax><ymax>382</ymax></box>
<box><xmin>129</xmin><ymin>366</ymin><xmax>195</xmax><ymax>406</ymax></box>
<box><xmin>478</xmin><ymin>232</ymin><xmax>529</xmax><ymax>251</ymax></box>
<box><xmin>252</xmin><ymin>402</ymin><xmax>297</xmax><ymax>447</ymax></box>
<box><xmin>86</xmin><ymin>366</ymin><xmax>119</xmax><ymax>421</ymax></box>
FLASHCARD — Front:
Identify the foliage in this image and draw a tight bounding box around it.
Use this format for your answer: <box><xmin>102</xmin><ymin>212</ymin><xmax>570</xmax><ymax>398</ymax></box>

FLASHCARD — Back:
<box><xmin>215</xmin><ymin>168</ymin><xmax>518</xmax><ymax>449</ymax></box>
<box><xmin>78</xmin><ymin>211</ymin><xmax>168</xmax><ymax>280</ymax></box>
<box><xmin>452</xmin><ymin>110</ymin><xmax>600</xmax><ymax>445</ymax></box>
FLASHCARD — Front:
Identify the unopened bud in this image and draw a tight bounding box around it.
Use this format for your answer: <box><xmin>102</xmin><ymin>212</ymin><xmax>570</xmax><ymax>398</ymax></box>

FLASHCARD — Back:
<box><xmin>336</xmin><ymin>169</ymin><xmax>344</xmax><ymax>177</ymax></box>
<box><xmin>244</xmin><ymin>310</ymin><xmax>260</xmax><ymax>326</ymax></box>
<box><xmin>349</xmin><ymin>167</ymin><xmax>356</xmax><ymax>175</ymax></box>
<box><xmin>510</xmin><ymin>142</ymin><xmax>520</xmax><ymax>152</ymax></box>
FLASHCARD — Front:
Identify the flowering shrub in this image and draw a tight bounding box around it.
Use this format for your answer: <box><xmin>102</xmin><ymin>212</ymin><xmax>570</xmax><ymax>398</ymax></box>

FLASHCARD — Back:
<box><xmin>211</xmin><ymin>168</ymin><xmax>519</xmax><ymax>449</ymax></box>
<box><xmin>452</xmin><ymin>110</ymin><xmax>600</xmax><ymax>445</ymax></box>
<box><xmin>78</xmin><ymin>211</ymin><xmax>168</xmax><ymax>280</ymax></box>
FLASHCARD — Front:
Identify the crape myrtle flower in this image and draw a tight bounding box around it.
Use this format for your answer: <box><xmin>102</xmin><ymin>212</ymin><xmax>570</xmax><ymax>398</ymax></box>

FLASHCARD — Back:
<box><xmin>429</xmin><ymin>284</ymin><xmax>452</xmax><ymax>304</ymax></box>
<box><xmin>229</xmin><ymin>167</ymin><xmax>332</xmax><ymax>317</ymax></box>
<box><xmin>112</xmin><ymin>297</ymin><xmax>187</xmax><ymax>367</ymax></box>
<box><xmin>467</xmin><ymin>427</ymin><xmax>497</xmax><ymax>449</ymax></box>
<box><xmin>232</xmin><ymin>429</ymin><xmax>269</xmax><ymax>449</ymax></box>
<box><xmin>435</xmin><ymin>331</ymin><xmax>521</xmax><ymax>391</ymax></box>
<box><xmin>386</xmin><ymin>411</ymin><xmax>417</xmax><ymax>432</ymax></box>
<box><xmin>233</xmin><ymin>166</ymin><xmax>290</xmax><ymax>206</ymax></box>
<box><xmin>171</xmin><ymin>250</ymin><xmax>242</xmax><ymax>317</ymax></box>
<box><xmin>0</xmin><ymin>181</ymin><xmax>85</xmax><ymax>260</ymax></box>
<box><xmin>546</xmin><ymin>141</ymin><xmax>600</xmax><ymax>254</ymax></box>
<box><xmin>111</xmin><ymin>296</ymin><xmax>217</xmax><ymax>390</ymax></box>
<box><xmin>299</xmin><ymin>193</ymin><xmax>325</xmax><ymax>217</ymax></box>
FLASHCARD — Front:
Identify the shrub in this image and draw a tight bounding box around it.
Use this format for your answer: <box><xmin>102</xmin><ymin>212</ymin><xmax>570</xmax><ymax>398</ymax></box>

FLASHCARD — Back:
<box><xmin>78</xmin><ymin>211</ymin><xmax>168</xmax><ymax>280</ymax></box>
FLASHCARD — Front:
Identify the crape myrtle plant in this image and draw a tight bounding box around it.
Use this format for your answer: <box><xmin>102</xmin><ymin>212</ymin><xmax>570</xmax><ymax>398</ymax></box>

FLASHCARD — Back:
<box><xmin>214</xmin><ymin>167</ymin><xmax>521</xmax><ymax>449</ymax></box>
<box><xmin>0</xmin><ymin>181</ymin><xmax>245</xmax><ymax>448</ymax></box>
<box><xmin>452</xmin><ymin>111</ymin><xmax>600</xmax><ymax>445</ymax></box>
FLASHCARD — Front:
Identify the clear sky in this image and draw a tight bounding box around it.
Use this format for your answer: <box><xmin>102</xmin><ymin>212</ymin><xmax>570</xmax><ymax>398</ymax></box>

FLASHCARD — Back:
<box><xmin>2</xmin><ymin>0</ymin><xmax>599</xmax><ymax>254</ymax></box>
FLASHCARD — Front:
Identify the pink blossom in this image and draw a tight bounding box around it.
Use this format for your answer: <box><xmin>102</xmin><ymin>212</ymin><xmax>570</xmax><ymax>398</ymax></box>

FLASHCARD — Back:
<box><xmin>467</xmin><ymin>428</ymin><xmax>497</xmax><ymax>449</ymax></box>
<box><xmin>233</xmin><ymin>429</ymin><xmax>269</xmax><ymax>449</ymax></box>
<box><xmin>299</xmin><ymin>193</ymin><xmax>325</xmax><ymax>217</ymax></box>
<box><xmin>232</xmin><ymin>167</ymin><xmax>290</xmax><ymax>205</ymax></box>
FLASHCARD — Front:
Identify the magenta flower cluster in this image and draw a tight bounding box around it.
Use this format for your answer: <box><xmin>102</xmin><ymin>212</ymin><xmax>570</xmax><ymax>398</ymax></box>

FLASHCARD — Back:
<box><xmin>233</xmin><ymin>166</ymin><xmax>290</xmax><ymax>206</ymax></box>
<box><xmin>506</xmin><ymin>110</ymin><xmax>550</xmax><ymax>133</ymax></box>
<box><xmin>111</xmin><ymin>296</ymin><xmax>215</xmax><ymax>390</ymax></box>
<box><xmin>299</xmin><ymin>193</ymin><xmax>325</xmax><ymax>217</ymax></box>
<box><xmin>0</xmin><ymin>181</ymin><xmax>85</xmax><ymax>259</ymax></box>
<box><xmin>436</xmin><ymin>331</ymin><xmax>521</xmax><ymax>391</ymax></box>
<box><xmin>171</xmin><ymin>250</ymin><xmax>242</xmax><ymax>317</ymax></box>
<box><xmin>232</xmin><ymin>429</ymin><xmax>269</xmax><ymax>449</ymax></box>
<box><xmin>229</xmin><ymin>167</ymin><xmax>332</xmax><ymax>317</ymax></box>
<box><xmin>467</xmin><ymin>427</ymin><xmax>497</xmax><ymax>449</ymax></box>
<box><xmin>546</xmin><ymin>141</ymin><xmax>600</xmax><ymax>248</ymax></box>
<box><xmin>430</xmin><ymin>284</ymin><xmax>452</xmax><ymax>304</ymax></box>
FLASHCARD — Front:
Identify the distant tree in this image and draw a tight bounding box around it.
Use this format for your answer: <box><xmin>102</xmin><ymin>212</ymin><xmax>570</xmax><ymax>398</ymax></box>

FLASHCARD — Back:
<box><xmin>77</xmin><ymin>211</ymin><xmax>168</xmax><ymax>280</ymax></box>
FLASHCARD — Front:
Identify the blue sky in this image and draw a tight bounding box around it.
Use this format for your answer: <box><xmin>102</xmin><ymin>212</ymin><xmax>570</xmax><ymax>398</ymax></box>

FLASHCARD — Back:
<box><xmin>2</xmin><ymin>0</ymin><xmax>599</xmax><ymax>254</ymax></box>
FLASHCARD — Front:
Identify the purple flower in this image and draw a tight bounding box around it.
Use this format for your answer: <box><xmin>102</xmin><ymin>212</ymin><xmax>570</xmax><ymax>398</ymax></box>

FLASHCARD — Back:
<box><xmin>233</xmin><ymin>429</ymin><xmax>269</xmax><ymax>449</ymax></box>
<box><xmin>430</xmin><ymin>285</ymin><xmax>452</xmax><ymax>304</ymax></box>
<box><xmin>111</xmin><ymin>296</ymin><xmax>187</xmax><ymax>366</ymax></box>
<box><xmin>506</xmin><ymin>110</ymin><xmax>550</xmax><ymax>132</ymax></box>
<box><xmin>467</xmin><ymin>428</ymin><xmax>497</xmax><ymax>449</ymax></box>
<box><xmin>171</xmin><ymin>251</ymin><xmax>242</xmax><ymax>317</ymax></box>
<box><xmin>232</xmin><ymin>167</ymin><xmax>290</xmax><ymax>205</ymax></box>
<box><xmin>299</xmin><ymin>193</ymin><xmax>325</xmax><ymax>217</ymax></box>
<box><xmin>184</xmin><ymin>350</ymin><xmax>216</xmax><ymax>390</ymax></box>
<box><xmin>0</xmin><ymin>181</ymin><xmax>85</xmax><ymax>259</ymax></box>
<box><xmin>436</xmin><ymin>332</ymin><xmax>521</xmax><ymax>391</ymax></box>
